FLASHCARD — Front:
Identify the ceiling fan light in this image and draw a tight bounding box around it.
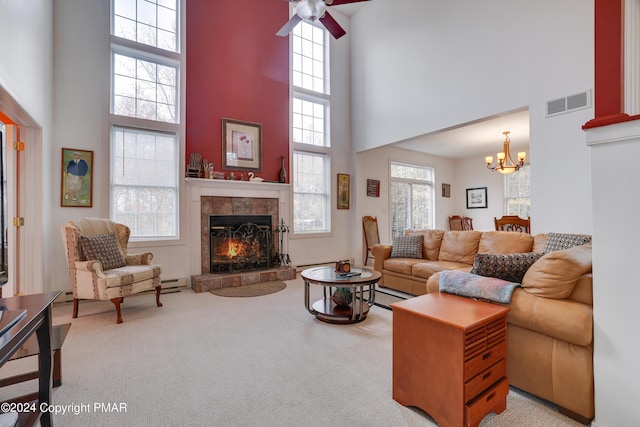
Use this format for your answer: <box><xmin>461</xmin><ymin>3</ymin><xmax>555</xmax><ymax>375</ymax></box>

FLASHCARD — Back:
<box><xmin>296</xmin><ymin>0</ymin><xmax>327</xmax><ymax>22</ymax></box>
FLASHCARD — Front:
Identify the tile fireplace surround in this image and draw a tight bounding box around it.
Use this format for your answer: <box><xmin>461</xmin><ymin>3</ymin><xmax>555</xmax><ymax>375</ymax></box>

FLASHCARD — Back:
<box><xmin>186</xmin><ymin>178</ymin><xmax>295</xmax><ymax>292</ymax></box>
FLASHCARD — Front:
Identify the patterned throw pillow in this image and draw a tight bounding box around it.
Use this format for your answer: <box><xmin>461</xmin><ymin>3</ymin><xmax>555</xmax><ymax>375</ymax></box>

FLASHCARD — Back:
<box><xmin>470</xmin><ymin>252</ymin><xmax>544</xmax><ymax>284</ymax></box>
<box><xmin>543</xmin><ymin>233</ymin><xmax>592</xmax><ymax>253</ymax></box>
<box><xmin>390</xmin><ymin>235</ymin><xmax>424</xmax><ymax>259</ymax></box>
<box><xmin>80</xmin><ymin>232</ymin><xmax>126</xmax><ymax>270</ymax></box>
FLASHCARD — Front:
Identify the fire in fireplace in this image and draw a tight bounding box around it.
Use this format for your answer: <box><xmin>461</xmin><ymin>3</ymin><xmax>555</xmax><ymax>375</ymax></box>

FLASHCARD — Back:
<box><xmin>209</xmin><ymin>215</ymin><xmax>273</xmax><ymax>274</ymax></box>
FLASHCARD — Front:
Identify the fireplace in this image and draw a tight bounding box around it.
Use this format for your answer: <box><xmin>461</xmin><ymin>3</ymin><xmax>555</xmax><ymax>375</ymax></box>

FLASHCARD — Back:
<box><xmin>189</xmin><ymin>187</ymin><xmax>296</xmax><ymax>293</ymax></box>
<box><xmin>209</xmin><ymin>215</ymin><xmax>273</xmax><ymax>274</ymax></box>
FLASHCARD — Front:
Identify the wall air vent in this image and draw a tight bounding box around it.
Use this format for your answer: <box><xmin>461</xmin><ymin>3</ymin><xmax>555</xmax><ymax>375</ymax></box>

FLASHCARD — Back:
<box><xmin>546</xmin><ymin>90</ymin><xmax>591</xmax><ymax>117</ymax></box>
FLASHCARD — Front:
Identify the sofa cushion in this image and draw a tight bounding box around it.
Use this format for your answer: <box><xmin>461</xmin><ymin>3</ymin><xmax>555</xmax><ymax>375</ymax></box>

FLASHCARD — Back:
<box><xmin>405</xmin><ymin>229</ymin><xmax>445</xmax><ymax>260</ymax></box>
<box><xmin>390</xmin><ymin>235</ymin><xmax>423</xmax><ymax>258</ymax></box>
<box><xmin>438</xmin><ymin>231</ymin><xmax>482</xmax><ymax>265</ymax></box>
<box><xmin>412</xmin><ymin>260</ymin><xmax>471</xmax><ymax>279</ymax></box>
<box><xmin>470</xmin><ymin>252</ymin><xmax>544</xmax><ymax>283</ymax></box>
<box><xmin>521</xmin><ymin>243</ymin><xmax>592</xmax><ymax>299</ymax></box>
<box><xmin>532</xmin><ymin>233</ymin><xmax>548</xmax><ymax>253</ymax></box>
<box><xmin>383</xmin><ymin>258</ymin><xmax>425</xmax><ymax>276</ymax></box>
<box><xmin>478</xmin><ymin>231</ymin><xmax>534</xmax><ymax>254</ymax></box>
<box><xmin>543</xmin><ymin>232</ymin><xmax>591</xmax><ymax>252</ymax></box>
<box><xmin>508</xmin><ymin>287</ymin><xmax>593</xmax><ymax>346</ymax></box>
<box><xmin>79</xmin><ymin>232</ymin><xmax>126</xmax><ymax>270</ymax></box>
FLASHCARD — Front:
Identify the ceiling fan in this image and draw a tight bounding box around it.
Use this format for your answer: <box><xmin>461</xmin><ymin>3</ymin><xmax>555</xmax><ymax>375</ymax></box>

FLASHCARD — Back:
<box><xmin>277</xmin><ymin>0</ymin><xmax>371</xmax><ymax>40</ymax></box>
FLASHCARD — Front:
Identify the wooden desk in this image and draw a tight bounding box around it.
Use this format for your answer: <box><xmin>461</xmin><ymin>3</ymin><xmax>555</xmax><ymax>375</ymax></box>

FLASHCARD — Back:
<box><xmin>391</xmin><ymin>293</ymin><xmax>510</xmax><ymax>427</ymax></box>
<box><xmin>0</xmin><ymin>291</ymin><xmax>60</xmax><ymax>427</ymax></box>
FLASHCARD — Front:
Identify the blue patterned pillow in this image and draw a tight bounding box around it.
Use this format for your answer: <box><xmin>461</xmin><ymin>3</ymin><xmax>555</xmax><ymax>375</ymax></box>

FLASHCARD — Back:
<box><xmin>390</xmin><ymin>235</ymin><xmax>423</xmax><ymax>259</ymax></box>
<box><xmin>80</xmin><ymin>232</ymin><xmax>126</xmax><ymax>270</ymax></box>
<box><xmin>543</xmin><ymin>233</ymin><xmax>591</xmax><ymax>253</ymax></box>
<box><xmin>470</xmin><ymin>252</ymin><xmax>544</xmax><ymax>284</ymax></box>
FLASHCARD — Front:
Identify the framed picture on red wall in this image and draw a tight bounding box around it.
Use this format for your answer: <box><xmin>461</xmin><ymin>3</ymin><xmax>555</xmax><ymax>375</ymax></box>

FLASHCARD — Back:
<box><xmin>222</xmin><ymin>118</ymin><xmax>262</xmax><ymax>171</ymax></box>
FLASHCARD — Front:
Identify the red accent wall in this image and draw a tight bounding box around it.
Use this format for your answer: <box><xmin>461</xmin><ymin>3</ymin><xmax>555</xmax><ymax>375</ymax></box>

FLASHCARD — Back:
<box><xmin>186</xmin><ymin>0</ymin><xmax>290</xmax><ymax>182</ymax></box>
<box><xmin>584</xmin><ymin>0</ymin><xmax>640</xmax><ymax>128</ymax></box>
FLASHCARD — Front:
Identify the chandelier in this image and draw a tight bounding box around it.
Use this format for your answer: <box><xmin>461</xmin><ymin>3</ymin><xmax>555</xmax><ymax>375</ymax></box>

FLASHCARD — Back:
<box><xmin>485</xmin><ymin>131</ymin><xmax>526</xmax><ymax>174</ymax></box>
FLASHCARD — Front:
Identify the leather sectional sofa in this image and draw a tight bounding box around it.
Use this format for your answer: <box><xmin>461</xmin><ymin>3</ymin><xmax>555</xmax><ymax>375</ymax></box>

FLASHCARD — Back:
<box><xmin>372</xmin><ymin>230</ymin><xmax>594</xmax><ymax>423</ymax></box>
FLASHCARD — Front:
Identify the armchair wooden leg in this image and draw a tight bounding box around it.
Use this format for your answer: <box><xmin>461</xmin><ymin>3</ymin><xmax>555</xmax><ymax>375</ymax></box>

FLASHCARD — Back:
<box><xmin>111</xmin><ymin>297</ymin><xmax>124</xmax><ymax>324</ymax></box>
<box><xmin>73</xmin><ymin>298</ymin><xmax>79</xmax><ymax>319</ymax></box>
<box><xmin>155</xmin><ymin>286</ymin><xmax>163</xmax><ymax>307</ymax></box>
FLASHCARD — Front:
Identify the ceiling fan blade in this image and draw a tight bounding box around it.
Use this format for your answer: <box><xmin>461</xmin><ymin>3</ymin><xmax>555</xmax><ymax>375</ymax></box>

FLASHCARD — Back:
<box><xmin>276</xmin><ymin>14</ymin><xmax>303</xmax><ymax>37</ymax></box>
<box><xmin>319</xmin><ymin>11</ymin><xmax>346</xmax><ymax>39</ymax></box>
<box><xmin>328</xmin><ymin>0</ymin><xmax>371</xmax><ymax>5</ymax></box>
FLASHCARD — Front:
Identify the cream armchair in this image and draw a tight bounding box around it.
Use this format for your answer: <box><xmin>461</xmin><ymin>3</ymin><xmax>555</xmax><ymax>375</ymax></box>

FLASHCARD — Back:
<box><xmin>61</xmin><ymin>217</ymin><xmax>162</xmax><ymax>324</ymax></box>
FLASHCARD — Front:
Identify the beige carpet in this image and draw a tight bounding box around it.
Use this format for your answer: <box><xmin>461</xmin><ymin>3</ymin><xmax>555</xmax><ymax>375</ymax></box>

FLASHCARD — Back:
<box><xmin>0</xmin><ymin>279</ymin><xmax>587</xmax><ymax>426</ymax></box>
<box><xmin>210</xmin><ymin>280</ymin><xmax>286</xmax><ymax>297</ymax></box>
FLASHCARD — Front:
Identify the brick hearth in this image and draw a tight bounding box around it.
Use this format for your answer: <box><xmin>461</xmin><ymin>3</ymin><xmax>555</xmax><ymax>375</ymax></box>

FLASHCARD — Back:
<box><xmin>191</xmin><ymin>267</ymin><xmax>296</xmax><ymax>293</ymax></box>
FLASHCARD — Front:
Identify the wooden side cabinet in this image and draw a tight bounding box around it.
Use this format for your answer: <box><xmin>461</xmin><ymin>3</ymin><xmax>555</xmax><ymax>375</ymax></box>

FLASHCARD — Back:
<box><xmin>391</xmin><ymin>293</ymin><xmax>510</xmax><ymax>427</ymax></box>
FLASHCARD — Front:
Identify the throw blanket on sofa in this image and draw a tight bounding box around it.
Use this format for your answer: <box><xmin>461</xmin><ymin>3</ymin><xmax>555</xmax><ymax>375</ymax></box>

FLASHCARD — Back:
<box><xmin>439</xmin><ymin>270</ymin><xmax>520</xmax><ymax>303</ymax></box>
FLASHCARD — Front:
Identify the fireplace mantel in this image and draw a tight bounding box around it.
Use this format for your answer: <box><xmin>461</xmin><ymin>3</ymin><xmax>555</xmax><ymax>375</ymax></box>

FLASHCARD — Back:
<box><xmin>185</xmin><ymin>178</ymin><xmax>291</xmax><ymax>277</ymax></box>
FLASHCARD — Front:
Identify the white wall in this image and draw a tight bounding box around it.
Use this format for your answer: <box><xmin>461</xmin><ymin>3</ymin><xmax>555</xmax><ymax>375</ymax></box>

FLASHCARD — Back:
<box><xmin>48</xmin><ymin>0</ymin><xmax>192</xmax><ymax>293</ymax></box>
<box><xmin>586</xmin><ymin>122</ymin><xmax>640</xmax><ymax>427</ymax></box>
<box><xmin>350</xmin><ymin>0</ymin><xmax>594</xmax><ymax>234</ymax></box>
<box><xmin>453</xmin><ymin>156</ymin><xmax>507</xmax><ymax>231</ymax></box>
<box><xmin>287</xmin><ymin>9</ymin><xmax>357</xmax><ymax>268</ymax></box>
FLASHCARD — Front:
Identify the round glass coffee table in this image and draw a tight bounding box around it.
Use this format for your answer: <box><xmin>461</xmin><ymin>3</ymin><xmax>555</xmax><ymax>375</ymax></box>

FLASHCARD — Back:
<box><xmin>301</xmin><ymin>266</ymin><xmax>382</xmax><ymax>324</ymax></box>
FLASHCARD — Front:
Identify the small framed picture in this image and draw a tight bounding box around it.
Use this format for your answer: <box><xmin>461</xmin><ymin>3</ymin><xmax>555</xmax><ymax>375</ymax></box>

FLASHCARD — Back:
<box><xmin>466</xmin><ymin>187</ymin><xmax>488</xmax><ymax>209</ymax></box>
<box><xmin>337</xmin><ymin>173</ymin><xmax>350</xmax><ymax>209</ymax></box>
<box><xmin>442</xmin><ymin>183</ymin><xmax>451</xmax><ymax>198</ymax></box>
<box><xmin>367</xmin><ymin>179</ymin><xmax>380</xmax><ymax>197</ymax></box>
<box><xmin>222</xmin><ymin>118</ymin><xmax>262</xmax><ymax>171</ymax></box>
<box><xmin>61</xmin><ymin>148</ymin><xmax>93</xmax><ymax>207</ymax></box>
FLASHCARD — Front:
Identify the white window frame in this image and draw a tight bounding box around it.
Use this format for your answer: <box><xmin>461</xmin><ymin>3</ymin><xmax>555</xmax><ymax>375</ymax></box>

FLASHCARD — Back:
<box><xmin>389</xmin><ymin>162</ymin><xmax>436</xmax><ymax>238</ymax></box>
<box><xmin>291</xmin><ymin>20</ymin><xmax>332</xmax><ymax>236</ymax></box>
<box><xmin>110</xmin><ymin>0</ymin><xmax>182</xmax><ymax>241</ymax></box>
<box><xmin>504</xmin><ymin>164</ymin><xmax>531</xmax><ymax>218</ymax></box>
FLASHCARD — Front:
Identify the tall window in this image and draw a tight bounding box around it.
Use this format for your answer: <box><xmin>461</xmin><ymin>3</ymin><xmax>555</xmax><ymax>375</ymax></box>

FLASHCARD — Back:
<box><xmin>111</xmin><ymin>127</ymin><xmax>178</xmax><ymax>237</ymax></box>
<box><xmin>390</xmin><ymin>162</ymin><xmax>435</xmax><ymax>238</ymax></box>
<box><xmin>110</xmin><ymin>0</ymin><xmax>181</xmax><ymax>239</ymax></box>
<box><xmin>505</xmin><ymin>165</ymin><xmax>531</xmax><ymax>218</ymax></box>
<box><xmin>291</xmin><ymin>22</ymin><xmax>330</xmax><ymax>234</ymax></box>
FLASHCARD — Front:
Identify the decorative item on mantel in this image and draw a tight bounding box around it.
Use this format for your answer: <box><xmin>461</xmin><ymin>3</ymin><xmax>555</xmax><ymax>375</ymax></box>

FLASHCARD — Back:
<box><xmin>485</xmin><ymin>131</ymin><xmax>526</xmax><ymax>174</ymax></box>
<box><xmin>187</xmin><ymin>152</ymin><xmax>203</xmax><ymax>178</ymax></box>
<box><xmin>202</xmin><ymin>159</ymin><xmax>215</xmax><ymax>179</ymax></box>
<box><xmin>279</xmin><ymin>156</ymin><xmax>287</xmax><ymax>183</ymax></box>
<box><xmin>248</xmin><ymin>172</ymin><xmax>264</xmax><ymax>182</ymax></box>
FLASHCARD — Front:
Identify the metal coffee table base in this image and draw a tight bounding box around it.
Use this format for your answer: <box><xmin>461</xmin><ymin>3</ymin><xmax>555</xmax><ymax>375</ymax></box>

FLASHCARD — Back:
<box><xmin>301</xmin><ymin>267</ymin><xmax>381</xmax><ymax>324</ymax></box>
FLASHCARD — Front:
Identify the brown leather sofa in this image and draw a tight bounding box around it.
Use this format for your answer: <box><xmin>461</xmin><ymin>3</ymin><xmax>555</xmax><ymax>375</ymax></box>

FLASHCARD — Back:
<box><xmin>372</xmin><ymin>230</ymin><xmax>594</xmax><ymax>423</ymax></box>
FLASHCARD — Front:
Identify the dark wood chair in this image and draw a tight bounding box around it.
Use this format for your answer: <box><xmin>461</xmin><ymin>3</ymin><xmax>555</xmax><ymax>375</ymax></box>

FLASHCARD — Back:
<box><xmin>449</xmin><ymin>215</ymin><xmax>474</xmax><ymax>231</ymax></box>
<box><xmin>362</xmin><ymin>216</ymin><xmax>380</xmax><ymax>265</ymax></box>
<box><xmin>494</xmin><ymin>215</ymin><xmax>531</xmax><ymax>233</ymax></box>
